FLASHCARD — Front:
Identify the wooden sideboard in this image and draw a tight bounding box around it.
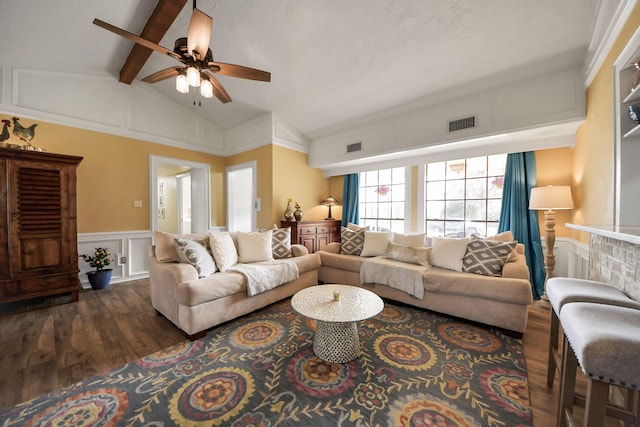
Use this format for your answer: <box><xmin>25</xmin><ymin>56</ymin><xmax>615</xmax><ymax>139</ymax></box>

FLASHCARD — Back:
<box><xmin>280</xmin><ymin>220</ymin><xmax>341</xmax><ymax>253</ymax></box>
<box><xmin>0</xmin><ymin>147</ymin><xmax>83</xmax><ymax>304</ymax></box>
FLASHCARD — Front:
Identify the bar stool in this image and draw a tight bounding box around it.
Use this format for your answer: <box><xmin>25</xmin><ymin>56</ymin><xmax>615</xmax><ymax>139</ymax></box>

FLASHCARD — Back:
<box><xmin>546</xmin><ymin>278</ymin><xmax>640</xmax><ymax>388</ymax></box>
<box><xmin>558</xmin><ymin>302</ymin><xmax>640</xmax><ymax>427</ymax></box>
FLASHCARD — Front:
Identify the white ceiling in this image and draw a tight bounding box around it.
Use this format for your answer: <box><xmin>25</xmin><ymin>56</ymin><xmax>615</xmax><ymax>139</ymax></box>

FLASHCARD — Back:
<box><xmin>0</xmin><ymin>0</ymin><xmax>599</xmax><ymax>140</ymax></box>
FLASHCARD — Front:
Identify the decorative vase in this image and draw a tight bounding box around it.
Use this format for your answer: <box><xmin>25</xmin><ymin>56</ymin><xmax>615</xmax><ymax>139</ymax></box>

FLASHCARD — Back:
<box><xmin>284</xmin><ymin>201</ymin><xmax>295</xmax><ymax>221</ymax></box>
<box><xmin>294</xmin><ymin>208</ymin><xmax>303</xmax><ymax>221</ymax></box>
<box><xmin>629</xmin><ymin>104</ymin><xmax>640</xmax><ymax>124</ymax></box>
<box><xmin>87</xmin><ymin>269</ymin><xmax>113</xmax><ymax>290</ymax></box>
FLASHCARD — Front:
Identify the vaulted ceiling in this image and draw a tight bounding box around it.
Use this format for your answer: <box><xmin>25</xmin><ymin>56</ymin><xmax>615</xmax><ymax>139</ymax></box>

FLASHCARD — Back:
<box><xmin>0</xmin><ymin>0</ymin><xmax>599</xmax><ymax>140</ymax></box>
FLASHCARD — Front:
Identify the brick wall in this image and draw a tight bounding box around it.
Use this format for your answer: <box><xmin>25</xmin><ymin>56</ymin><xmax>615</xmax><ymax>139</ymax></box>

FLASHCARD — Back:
<box><xmin>589</xmin><ymin>234</ymin><xmax>640</xmax><ymax>300</ymax></box>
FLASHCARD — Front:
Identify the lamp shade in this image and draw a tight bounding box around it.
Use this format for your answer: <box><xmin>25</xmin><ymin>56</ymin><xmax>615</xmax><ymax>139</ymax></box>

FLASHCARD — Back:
<box><xmin>321</xmin><ymin>196</ymin><xmax>339</xmax><ymax>206</ymax></box>
<box><xmin>176</xmin><ymin>73</ymin><xmax>189</xmax><ymax>94</ymax></box>
<box><xmin>529</xmin><ymin>185</ymin><xmax>573</xmax><ymax>210</ymax></box>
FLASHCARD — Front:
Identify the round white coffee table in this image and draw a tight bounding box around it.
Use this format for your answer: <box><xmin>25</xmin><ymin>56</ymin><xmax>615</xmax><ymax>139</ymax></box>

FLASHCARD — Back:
<box><xmin>291</xmin><ymin>284</ymin><xmax>384</xmax><ymax>363</ymax></box>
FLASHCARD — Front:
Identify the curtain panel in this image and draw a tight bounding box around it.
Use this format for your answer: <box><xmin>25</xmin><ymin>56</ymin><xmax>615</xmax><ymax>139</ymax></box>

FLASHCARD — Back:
<box><xmin>498</xmin><ymin>152</ymin><xmax>546</xmax><ymax>299</ymax></box>
<box><xmin>341</xmin><ymin>174</ymin><xmax>360</xmax><ymax>227</ymax></box>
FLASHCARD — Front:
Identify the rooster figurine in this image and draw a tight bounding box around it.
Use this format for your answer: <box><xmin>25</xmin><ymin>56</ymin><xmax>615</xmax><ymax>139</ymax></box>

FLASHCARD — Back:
<box><xmin>0</xmin><ymin>119</ymin><xmax>10</xmax><ymax>143</ymax></box>
<box><xmin>12</xmin><ymin>117</ymin><xmax>37</xmax><ymax>146</ymax></box>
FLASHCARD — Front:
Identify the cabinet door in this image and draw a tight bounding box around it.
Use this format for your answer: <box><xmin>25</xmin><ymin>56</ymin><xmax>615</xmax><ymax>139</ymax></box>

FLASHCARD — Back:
<box><xmin>8</xmin><ymin>160</ymin><xmax>73</xmax><ymax>277</ymax></box>
<box><xmin>0</xmin><ymin>159</ymin><xmax>8</xmax><ymax>280</ymax></box>
<box><xmin>300</xmin><ymin>236</ymin><xmax>316</xmax><ymax>253</ymax></box>
<box><xmin>316</xmin><ymin>235</ymin><xmax>330</xmax><ymax>251</ymax></box>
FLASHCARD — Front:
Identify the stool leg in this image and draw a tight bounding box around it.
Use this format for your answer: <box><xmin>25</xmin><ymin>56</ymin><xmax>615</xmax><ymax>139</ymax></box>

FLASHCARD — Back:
<box><xmin>548</xmin><ymin>309</ymin><xmax>560</xmax><ymax>387</ymax></box>
<box><xmin>583</xmin><ymin>379</ymin><xmax>608</xmax><ymax>427</ymax></box>
<box><xmin>559</xmin><ymin>335</ymin><xmax>578</xmax><ymax>427</ymax></box>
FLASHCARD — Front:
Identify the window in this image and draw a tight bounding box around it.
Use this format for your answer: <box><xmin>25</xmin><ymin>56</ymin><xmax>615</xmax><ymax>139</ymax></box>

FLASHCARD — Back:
<box><xmin>425</xmin><ymin>155</ymin><xmax>506</xmax><ymax>238</ymax></box>
<box><xmin>359</xmin><ymin>167</ymin><xmax>405</xmax><ymax>232</ymax></box>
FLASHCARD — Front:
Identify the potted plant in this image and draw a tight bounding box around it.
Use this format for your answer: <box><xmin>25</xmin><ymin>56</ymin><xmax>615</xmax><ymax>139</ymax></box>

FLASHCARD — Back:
<box><xmin>79</xmin><ymin>247</ymin><xmax>114</xmax><ymax>290</ymax></box>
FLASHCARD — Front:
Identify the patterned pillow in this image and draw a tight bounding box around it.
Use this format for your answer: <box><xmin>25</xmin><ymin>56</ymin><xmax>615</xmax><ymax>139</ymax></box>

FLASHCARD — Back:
<box><xmin>340</xmin><ymin>227</ymin><xmax>366</xmax><ymax>256</ymax></box>
<box><xmin>384</xmin><ymin>242</ymin><xmax>431</xmax><ymax>266</ymax></box>
<box><xmin>209</xmin><ymin>232</ymin><xmax>239</xmax><ymax>272</ymax></box>
<box><xmin>271</xmin><ymin>227</ymin><xmax>292</xmax><ymax>259</ymax></box>
<box><xmin>174</xmin><ymin>238</ymin><xmax>217</xmax><ymax>278</ymax></box>
<box><xmin>462</xmin><ymin>237</ymin><xmax>517</xmax><ymax>277</ymax></box>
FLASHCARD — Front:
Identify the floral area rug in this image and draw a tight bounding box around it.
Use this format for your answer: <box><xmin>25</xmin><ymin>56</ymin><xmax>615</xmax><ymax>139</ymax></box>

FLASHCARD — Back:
<box><xmin>0</xmin><ymin>299</ymin><xmax>532</xmax><ymax>426</ymax></box>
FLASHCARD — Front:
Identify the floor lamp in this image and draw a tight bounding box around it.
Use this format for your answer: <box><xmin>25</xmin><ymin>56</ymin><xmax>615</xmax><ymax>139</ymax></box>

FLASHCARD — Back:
<box><xmin>529</xmin><ymin>185</ymin><xmax>574</xmax><ymax>298</ymax></box>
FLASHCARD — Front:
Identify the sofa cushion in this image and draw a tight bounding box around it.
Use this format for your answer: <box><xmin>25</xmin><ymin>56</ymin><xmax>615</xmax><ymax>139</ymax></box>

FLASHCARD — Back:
<box><xmin>209</xmin><ymin>232</ymin><xmax>239</xmax><ymax>272</ymax></box>
<box><xmin>340</xmin><ymin>227</ymin><xmax>366</xmax><ymax>255</ymax></box>
<box><xmin>175</xmin><ymin>253</ymin><xmax>321</xmax><ymax>306</ymax></box>
<box><xmin>393</xmin><ymin>233</ymin><xmax>426</xmax><ymax>247</ymax></box>
<box><xmin>237</xmin><ymin>230</ymin><xmax>274</xmax><ymax>263</ymax></box>
<box><xmin>360</xmin><ymin>231</ymin><xmax>393</xmax><ymax>256</ymax></box>
<box><xmin>384</xmin><ymin>242</ymin><xmax>431</xmax><ymax>266</ymax></box>
<box><xmin>272</xmin><ymin>227</ymin><xmax>292</xmax><ymax>259</ymax></box>
<box><xmin>462</xmin><ymin>238</ymin><xmax>517</xmax><ymax>277</ymax></box>
<box><xmin>155</xmin><ymin>230</ymin><xmax>210</xmax><ymax>263</ymax></box>
<box><xmin>423</xmin><ymin>268</ymin><xmax>533</xmax><ymax>305</ymax></box>
<box><xmin>319</xmin><ymin>251</ymin><xmax>366</xmax><ymax>273</ymax></box>
<box><xmin>430</xmin><ymin>237</ymin><xmax>470</xmax><ymax>271</ymax></box>
<box><xmin>175</xmin><ymin>238</ymin><xmax>217</xmax><ymax>278</ymax></box>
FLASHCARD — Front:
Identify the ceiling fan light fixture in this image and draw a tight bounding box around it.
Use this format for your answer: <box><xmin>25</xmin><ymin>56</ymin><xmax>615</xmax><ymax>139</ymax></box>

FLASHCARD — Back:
<box><xmin>176</xmin><ymin>73</ymin><xmax>189</xmax><ymax>94</ymax></box>
<box><xmin>186</xmin><ymin>66</ymin><xmax>200</xmax><ymax>87</ymax></box>
<box><xmin>200</xmin><ymin>79</ymin><xmax>213</xmax><ymax>98</ymax></box>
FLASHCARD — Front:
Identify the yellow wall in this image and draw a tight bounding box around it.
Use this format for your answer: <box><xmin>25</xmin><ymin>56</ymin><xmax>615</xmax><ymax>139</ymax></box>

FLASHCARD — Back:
<box><xmin>534</xmin><ymin>147</ymin><xmax>574</xmax><ymax>237</ymax></box>
<box><xmin>272</xmin><ymin>145</ymin><xmax>329</xmax><ymax>223</ymax></box>
<box><xmin>572</xmin><ymin>6</ymin><xmax>640</xmax><ymax>242</ymax></box>
<box><xmin>1</xmin><ymin>114</ymin><xmax>226</xmax><ymax>233</ymax></box>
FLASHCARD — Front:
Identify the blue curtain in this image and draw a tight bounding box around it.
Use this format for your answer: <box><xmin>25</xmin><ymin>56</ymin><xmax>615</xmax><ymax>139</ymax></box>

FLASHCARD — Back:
<box><xmin>498</xmin><ymin>152</ymin><xmax>546</xmax><ymax>299</ymax></box>
<box><xmin>341</xmin><ymin>174</ymin><xmax>360</xmax><ymax>227</ymax></box>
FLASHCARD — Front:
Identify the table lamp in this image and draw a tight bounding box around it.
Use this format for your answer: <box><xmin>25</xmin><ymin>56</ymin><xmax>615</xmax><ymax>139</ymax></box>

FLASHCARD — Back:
<box><xmin>321</xmin><ymin>196</ymin><xmax>339</xmax><ymax>220</ymax></box>
<box><xmin>529</xmin><ymin>185</ymin><xmax>573</xmax><ymax>292</ymax></box>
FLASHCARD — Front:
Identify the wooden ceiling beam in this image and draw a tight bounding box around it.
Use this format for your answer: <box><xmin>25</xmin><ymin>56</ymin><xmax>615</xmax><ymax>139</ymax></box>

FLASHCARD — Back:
<box><xmin>119</xmin><ymin>0</ymin><xmax>189</xmax><ymax>84</ymax></box>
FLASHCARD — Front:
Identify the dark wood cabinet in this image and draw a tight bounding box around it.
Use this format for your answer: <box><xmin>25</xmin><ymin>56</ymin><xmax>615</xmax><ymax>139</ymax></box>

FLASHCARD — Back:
<box><xmin>0</xmin><ymin>147</ymin><xmax>83</xmax><ymax>304</ymax></box>
<box><xmin>281</xmin><ymin>220</ymin><xmax>341</xmax><ymax>253</ymax></box>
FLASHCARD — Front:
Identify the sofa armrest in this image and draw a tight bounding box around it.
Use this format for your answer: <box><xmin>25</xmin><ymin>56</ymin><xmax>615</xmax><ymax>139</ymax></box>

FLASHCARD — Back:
<box><xmin>150</xmin><ymin>253</ymin><xmax>199</xmax><ymax>283</ymax></box>
<box><xmin>322</xmin><ymin>242</ymin><xmax>342</xmax><ymax>254</ymax></box>
<box><xmin>502</xmin><ymin>253</ymin><xmax>530</xmax><ymax>281</ymax></box>
<box><xmin>291</xmin><ymin>244</ymin><xmax>309</xmax><ymax>257</ymax></box>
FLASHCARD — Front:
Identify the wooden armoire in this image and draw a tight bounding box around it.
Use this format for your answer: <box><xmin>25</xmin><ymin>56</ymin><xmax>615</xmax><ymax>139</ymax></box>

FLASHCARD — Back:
<box><xmin>0</xmin><ymin>147</ymin><xmax>83</xmax><ymax>304</ymax></box>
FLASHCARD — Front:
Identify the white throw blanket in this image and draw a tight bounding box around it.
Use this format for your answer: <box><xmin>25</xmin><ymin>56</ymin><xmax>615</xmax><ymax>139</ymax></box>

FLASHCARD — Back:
<box><xmin>229</xmin><ymin>260</ymin><xmax>299</xmax><ymax>297</ymax></box>
<box><xmin>360</xmin><ymin>256</ymin><xmax>426</xmax><ymax>299</ymax></box>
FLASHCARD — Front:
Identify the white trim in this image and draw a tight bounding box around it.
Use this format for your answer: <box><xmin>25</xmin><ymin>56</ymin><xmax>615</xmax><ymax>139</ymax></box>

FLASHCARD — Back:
<box><xmin>584</xmin><ymin>0</ymin><xmax>638</xmax><ymax>87</ymax></box>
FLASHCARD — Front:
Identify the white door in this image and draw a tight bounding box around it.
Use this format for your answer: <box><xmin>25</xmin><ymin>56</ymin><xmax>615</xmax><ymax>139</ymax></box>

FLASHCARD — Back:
<box><xmin>177</xmin><ymin>172</ymin><xmax>192</xmax><ymax>234</ymax></box>
<box><xmin>226</xmin><ymin>162</ymin><xmax>257</xmax><ymax>232</ymax></box>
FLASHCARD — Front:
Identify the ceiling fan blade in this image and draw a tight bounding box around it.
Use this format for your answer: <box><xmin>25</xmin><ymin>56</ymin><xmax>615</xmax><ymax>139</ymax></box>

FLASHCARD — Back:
<box><xmin>187</xmin><ymin>8</ymin><xmax>212</xmax><ymax>61</ymax></box>
<box><xmin>93</xmin><ymin>18</ymin><xmax>182</xmax><ymax>61</ymax></box>
<box><xmin>203</xmin><ymin>72</ymin><xmax>232</xmax><ymax>103</ymax></box>
<box><xmin>209</xmin><ymin>62</ymin><xmax>271</xmax><ymax>82</ymax></box>
<box><xmin>141</xmin><ymin>67</ymin><xmax>181</xmax><ymax>83</ymax></box>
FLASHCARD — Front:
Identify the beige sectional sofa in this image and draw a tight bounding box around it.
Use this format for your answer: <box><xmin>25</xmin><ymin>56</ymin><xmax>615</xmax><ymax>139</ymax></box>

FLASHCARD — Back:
<box><xmin>149</xmin><ymin>230</ymin><xmax>320</xmax><ymax>340</ymax></box>
<box><xmin>318</xmin><ymin>233</ymin><xmax>533</xmax><ymax>336</ymax></box>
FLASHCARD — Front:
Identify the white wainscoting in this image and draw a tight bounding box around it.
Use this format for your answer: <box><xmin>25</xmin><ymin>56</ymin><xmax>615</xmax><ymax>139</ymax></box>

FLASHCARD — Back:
<box><xmin>78</xmin><ymin>231</ymin><xmax>153</xmax><ymax>289</ymax></box>
<box><xmin>541</xmin><ymin>237</ymin><xmax>590</xmax><ymax>280</ymax></box>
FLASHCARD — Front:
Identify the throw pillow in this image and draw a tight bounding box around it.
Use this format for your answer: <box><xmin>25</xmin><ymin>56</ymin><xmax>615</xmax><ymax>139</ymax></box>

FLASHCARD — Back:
<box><xmin>237</xmin><ymin>230</ymin><xmax>274</xmax><ymax>263</ymax></box>
<box><xmin>347</xmin><ymin>222</ymin><xmax>369</xmax><ymax>231</ymax></box>
<box><xmin>429</xmin><ymin>237</ymin><xmax>470</xmax><ymax>271</ymax></box>
<box><xmin>384</xmin><ymin>242</ymin><xmax>431</xmax><ymax>266</ymax></box>
<box><xmin>271</xmin><ymin>227</ymin><xmax>292</xmax><ymax>259</ymax></box>
<box><xmin>484</xmin><ymin>231</ymin><xmax>518</xmax><ymax>262</ymax></box>
<box><xmin>340</xmin><ymin>227</ymin><xmax>366</xmax><ymax>256</ymax></box>
<box><xmin>462</xmin><ymin>237</ymin><xmax>517</xmax><ymax>277</ymax></box>
<box><xmin>360</xmin><ymin>231</ymin><xmax>394</xmax><ymax>257</ymax></box>
<box><xmin>174</xmin><ymin>238</ymin><xmax>217</xmax><ymax>278</ymax></box>
<box><xmin>393</xmin><ymin>233</ymin><xmax>426</xmax><ymax>247</ymax></box>
<box><xmin>155</xmin><ymin>230</ymin><xmax>210</xmax><ymax>262</ymax></box>
<box><xmin>209</xmin><ymin>232</ymin><xmax>239</xmax><ymax>272</ymax></box>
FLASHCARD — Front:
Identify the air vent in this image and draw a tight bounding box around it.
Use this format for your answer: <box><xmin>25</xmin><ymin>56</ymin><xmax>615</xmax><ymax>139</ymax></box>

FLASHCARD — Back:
<box><xmin>448</xmin><ymin>116</ymin><xmax>476</xmax><ymax>132</ymax></box>
<box><xmin>347</xmin><ymin>142</ymin><xmax>362</xmax><ymax>153</ymax></box>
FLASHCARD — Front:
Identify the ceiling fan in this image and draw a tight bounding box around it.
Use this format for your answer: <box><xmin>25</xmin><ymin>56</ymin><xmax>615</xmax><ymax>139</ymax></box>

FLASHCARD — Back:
<box><xmin>93</xmin><ymin>1</ymin><xmax>270</xmax><ymax>104</ymax></box>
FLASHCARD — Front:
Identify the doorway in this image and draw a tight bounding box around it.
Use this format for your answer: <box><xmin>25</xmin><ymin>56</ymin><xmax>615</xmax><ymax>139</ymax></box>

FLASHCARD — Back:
<box><xmin>177</xmin><ymin>172</ymin><xmax>192</xmax><ymax>234</ymax></box>
<box><xmin>226</xmin><ymin>161</ymin><xmax>257</xmax><ymax>232</ymax></box>
<box><xmin>150</xmin><ymin>155</ymin><xmax>211</xmax><ymax>234</ymax></box>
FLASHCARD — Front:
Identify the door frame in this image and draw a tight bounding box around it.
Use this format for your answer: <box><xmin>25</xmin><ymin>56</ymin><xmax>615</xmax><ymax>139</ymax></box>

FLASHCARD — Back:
<box><xmin>150</xmin><ymin>155</ymin><xmax>211</xmax><ymax>233</ymax></box>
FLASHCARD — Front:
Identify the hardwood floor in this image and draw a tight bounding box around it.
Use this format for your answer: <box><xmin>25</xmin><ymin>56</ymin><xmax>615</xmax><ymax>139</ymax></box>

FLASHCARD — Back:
<box><xmin>0</xmin><ymin>280</ymin><xmax>589</xmax><ymax>426</ymax></box>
